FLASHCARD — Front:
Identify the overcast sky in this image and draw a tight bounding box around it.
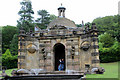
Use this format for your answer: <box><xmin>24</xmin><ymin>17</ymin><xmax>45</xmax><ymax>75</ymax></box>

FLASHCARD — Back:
<box><xmin>0</xmin><ymin>0</ymin><xmax>119</xmax><ymax>26</ymax></box>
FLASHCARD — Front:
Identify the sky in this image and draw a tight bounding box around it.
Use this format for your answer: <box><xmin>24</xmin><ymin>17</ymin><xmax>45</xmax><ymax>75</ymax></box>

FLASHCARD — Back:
<box><xmin>0</xmin><ymin>0</ymin><xmax>119</xmax><ymax>26</ymax></box>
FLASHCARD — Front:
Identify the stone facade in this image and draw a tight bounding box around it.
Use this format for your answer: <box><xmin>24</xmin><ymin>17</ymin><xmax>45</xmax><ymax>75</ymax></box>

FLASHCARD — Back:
<box><xmin>18</xmin><ymin>6</ymin><xmax>100</xmax><ymax>73</ymax></box>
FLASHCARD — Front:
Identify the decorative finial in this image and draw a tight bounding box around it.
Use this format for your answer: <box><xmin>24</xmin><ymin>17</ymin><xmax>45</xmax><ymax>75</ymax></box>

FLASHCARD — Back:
<box><xmin>61</xmin><ymin>3</ymin><xmax>63</xmax><ymax>6</ymax></box>
<box><xmin>82</xmin><ymin>20</ymin><xmax>84</xmax><ymax>27</ymax></box>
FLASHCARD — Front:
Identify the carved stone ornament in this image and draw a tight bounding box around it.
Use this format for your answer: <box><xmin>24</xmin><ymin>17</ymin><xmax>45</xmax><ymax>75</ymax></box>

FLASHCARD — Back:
<box><xmin>27</xmin><ymin>44</ymin><xmax>36</xmax><ymax>53</ymax></box>
<box><xmin>81</xmin><ymin>41</ymin><xmax>90</xmax><ymax>51</ymax></box>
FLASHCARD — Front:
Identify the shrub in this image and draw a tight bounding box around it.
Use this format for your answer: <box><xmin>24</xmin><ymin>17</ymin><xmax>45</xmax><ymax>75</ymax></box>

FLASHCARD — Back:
<box><xmin>99</xmin><ymin>41</ymin><xmax>120</xmax><ymax>63</ymax></box>
<box><xmin>2</xmin><ymin>49</ymin><xmax>17</xmax><ymax>69</ymax></box>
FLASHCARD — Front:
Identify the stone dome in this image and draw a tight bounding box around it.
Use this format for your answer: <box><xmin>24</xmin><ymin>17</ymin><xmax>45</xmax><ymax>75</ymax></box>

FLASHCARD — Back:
<box><xmin>47</xmin><ymin>17</ymin><xmax>77</xmax><ymax>29</ymax></box>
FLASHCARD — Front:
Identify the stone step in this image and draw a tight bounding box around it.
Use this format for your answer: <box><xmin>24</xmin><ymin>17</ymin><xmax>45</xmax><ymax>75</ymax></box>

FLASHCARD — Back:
<box><xmin>4</xmin><ymin>74</ymin><xmax>85</xmax><ymax>80</ymax></box>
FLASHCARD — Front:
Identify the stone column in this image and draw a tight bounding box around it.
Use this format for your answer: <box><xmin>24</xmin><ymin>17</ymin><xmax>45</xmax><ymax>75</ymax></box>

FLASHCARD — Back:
<box><xmin>91</xmin><ymin>23</ymin><xmax>100</xmax><ymax>68</ymax></box>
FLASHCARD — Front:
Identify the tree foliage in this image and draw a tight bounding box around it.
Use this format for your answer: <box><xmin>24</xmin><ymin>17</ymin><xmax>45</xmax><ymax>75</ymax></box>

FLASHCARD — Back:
<box><xmin>93</xmin><ymin>15</ymin><xmax>120</xmax><ymax>62</ymax></box>
<box><xmin>99</xmin><ymin>41</ymin><xmax>120</xmax><ymax>62</ymax></box>
<box><xmin>2</xmin><ymin>26</ymin><xmax>18</xmax><ymax>69</ymax></box>
<box><xmin>99</xmin><ymin>33</ymin><xmax>114</xmax><ymax>48</ymax></box>
<box><xmin>49</xmin><ymin>14</ymin><xmax>57</xmax><ymax>22</ymax></box>
<box><xmin>35</xmin><ymin>10</ymin><xmax>57</xmax><ymax>29</ymax></box>
<box><xmin>93</xmin><ymin>15</ymin><xmax>120</xmax><ymax>42</ymax></box>
<box><xmin>2</xmin><ymin>49</ymin><xmax>12</xmax><ymax>58</ymax></box>
<box><xmin>2</xmin><ymin>26</ymin><xmax>18</xmax><ymax>54</ymax></box>
<box><xmin>2</xmin><ymin>49</ymin><xmax>17</xmax><ymax>69</ymax></box>
<box><xmin>17</xmin><ymin>0</ymin><xmax>34</xmax><ymax>31</ymax></box>
<box><xmin>35</xmin><ymin>10</ymin><xmax>50</xmax><ymax>29</ymax></box>
<box><xmin>10</xmin><ymin>34</ymin><xmax>18</xmax><ymax>55</ymax></box>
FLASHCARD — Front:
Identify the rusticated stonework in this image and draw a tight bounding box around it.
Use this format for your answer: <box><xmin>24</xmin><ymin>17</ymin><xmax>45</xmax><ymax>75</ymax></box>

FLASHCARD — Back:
<box><xmin>18</xmin><ymin>6</ymin><xmax>100</xmax><ymax>74</ymax></box>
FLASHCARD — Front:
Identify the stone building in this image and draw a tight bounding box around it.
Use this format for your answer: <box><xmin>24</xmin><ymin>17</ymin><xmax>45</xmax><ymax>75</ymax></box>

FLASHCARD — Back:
<box><xmin>18</xmin><ymin>6</ymin><xmax>100</xmax><ymax>73</ymax></box>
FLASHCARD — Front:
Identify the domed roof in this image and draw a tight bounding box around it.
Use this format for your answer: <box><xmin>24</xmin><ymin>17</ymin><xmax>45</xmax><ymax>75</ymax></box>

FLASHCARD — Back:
<box><xmin>47</xmin><ymin>17</ymin><xmax>76</xmax><ymax>29</ymax></box>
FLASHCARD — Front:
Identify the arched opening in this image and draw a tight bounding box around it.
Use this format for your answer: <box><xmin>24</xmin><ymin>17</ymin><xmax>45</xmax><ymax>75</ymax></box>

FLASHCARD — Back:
<box><xmin>53</xmin><ymin>43</ymin><xmax>66</xmax><ymax>71</ymax></box>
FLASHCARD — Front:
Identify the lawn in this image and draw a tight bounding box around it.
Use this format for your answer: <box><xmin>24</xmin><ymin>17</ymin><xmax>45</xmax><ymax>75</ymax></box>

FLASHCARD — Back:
<box><xmin>0</xmin><ymin>62</ymin><xmax>119</xmax><ymax>79</ymax></box>
<box><xmin>86</xmin><ymin>61</ymin><xmax>119</xmax><ymax>78</ymax></box>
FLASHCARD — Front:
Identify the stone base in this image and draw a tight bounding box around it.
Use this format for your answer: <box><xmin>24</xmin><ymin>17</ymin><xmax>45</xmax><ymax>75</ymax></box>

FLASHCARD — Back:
<box><xmin>4</xmin><ymin>74</ymin><xmax>85</xmax><ymax>80</ymax></box>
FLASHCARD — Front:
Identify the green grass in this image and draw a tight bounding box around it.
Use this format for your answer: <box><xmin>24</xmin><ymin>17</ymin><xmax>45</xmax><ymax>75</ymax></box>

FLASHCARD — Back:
<box><xmin>86</xmin><ymin>62</ymin><xmax>119</xmax><ymax>78</ymax></box>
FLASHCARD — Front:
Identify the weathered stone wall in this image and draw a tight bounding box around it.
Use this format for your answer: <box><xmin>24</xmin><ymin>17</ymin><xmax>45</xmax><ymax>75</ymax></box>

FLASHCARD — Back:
<box><xmin>18</xmin><ymin>24</ymin><xmax>99</xmax><ymax>73</ymax></box>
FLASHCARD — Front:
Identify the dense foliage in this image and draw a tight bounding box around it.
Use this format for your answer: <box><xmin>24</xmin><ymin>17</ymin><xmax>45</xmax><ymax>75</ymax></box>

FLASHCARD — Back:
<box><xmin>2</xmin><ymin>26</ymin><xmax>18</xmax><ymax>68</ymax></box>
<box><xmin>98</xmin><ymin>33</ymin><xmax>114</xmax><ymax>48</ymax></box>
<box><xmin>93</xmin><ymin>15</ymin><xmax>120</xmax><ymax>62</ymax></box>
<box><xmin>93</xmin><ymin>15</ymin><xmax>120</xmax><ymax>42</ymax></box>
<box><xmin>2</xmin><ymin>49</ymin><xmax>17</xmax><ymax>69</ymax></box>
<box><xmin>2</xmin><ymin>26</ymin><xmax>18</xmax><ymax>54</ymax></box>
<box><xmin>10</xmin><ymin>34</ymin><xmax>18</xmax><ymax>55</ymax></box>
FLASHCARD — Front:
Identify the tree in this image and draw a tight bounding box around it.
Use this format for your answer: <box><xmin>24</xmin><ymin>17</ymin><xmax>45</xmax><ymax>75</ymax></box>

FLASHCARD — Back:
<box><xmin>117</xmin><ymin>15</ymin><xmax>120</xmax><ymax>42</ymax></box>
<box><xmin>111</xmin><ymin>41</ymin><xmax>120</xmax><ymax>61</ymax></box>
<box><xmin>2</xmin><ymin>49</ymin><xmax>12</xmax><ymax>58</ymax></box>
<box><xmin>49</xmin><ymin>14</ymin><xmax>57</xmax><ymax>22</ymax></box>
<box><xmin>99</xmin><ymin>33</ymin><xmax>114</xmax><ymax>48</ymax></box>
<box><xmin>93</xmin><ymin>15</ymin><xmax>120</xmax><ymax>62</ymax></box>
<box><xmin>10</xmin><ymin>34</ymin><xmax>18</xmax><ymax>55</ymax></box>
<box><xmin>2</xmin><ymin>49</ymin><xmax>17</xmax><ymax>69</ymax></box>
<box><xmin>93</xmin><ymin>15</ymin><xmax>120</xmax><ymax>42</ymax></box>
<box><xmin>2</xmin><ymin>26</ymin><xmax>18</xmax><ymax>54</ymax></box>
<box><xmin>17</xmin><ymin>0</ymin><xmax>34</xmax><ymax>31</ymax></box>
<box><xmin>99</xmin><ymin>40</ymin><xmax>120</xmax><ymax>62</ymax></box>
<box><xmin>36</xmin><ymin>10</ymin><xmax>50</xmax><ymax>29</ymax></box>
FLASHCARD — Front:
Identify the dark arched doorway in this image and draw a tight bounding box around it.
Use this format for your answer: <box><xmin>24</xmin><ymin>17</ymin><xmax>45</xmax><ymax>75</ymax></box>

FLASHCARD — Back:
<box><xmin>53</xmin><ymin>43</ymin><xmax>66</xmax><ymax>71</ymax></box>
